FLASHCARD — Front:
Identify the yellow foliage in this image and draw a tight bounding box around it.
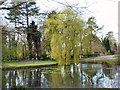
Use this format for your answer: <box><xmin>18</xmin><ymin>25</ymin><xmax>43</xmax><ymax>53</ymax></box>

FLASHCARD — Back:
<box><xmin>46</xmin><ymin>51</ymin><xmax>48</xmax><ymax>55</ymax></box>
<box><xmin>17</xmin><ymin>52</ymin><xmax>22</xmax><ymax>57</ymax></box>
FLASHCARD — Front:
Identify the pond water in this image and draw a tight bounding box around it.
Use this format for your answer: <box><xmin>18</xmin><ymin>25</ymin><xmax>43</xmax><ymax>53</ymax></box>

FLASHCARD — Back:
<box><xmin>2</xmin><ymin>63</ymin><xmax>120</xmax><ymax>88</ymax></box>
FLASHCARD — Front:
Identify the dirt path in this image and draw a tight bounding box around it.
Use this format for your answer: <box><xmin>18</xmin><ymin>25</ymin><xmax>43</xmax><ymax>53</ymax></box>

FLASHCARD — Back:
<box><xmin>93</xmin><ymin>55</ymin><xmax>117</xmax><ymax>60</ymax></box>
<box><xmin>82</xmin><ymin>55</ymin><xmax>117</xmax><ymax>61</ymax></box>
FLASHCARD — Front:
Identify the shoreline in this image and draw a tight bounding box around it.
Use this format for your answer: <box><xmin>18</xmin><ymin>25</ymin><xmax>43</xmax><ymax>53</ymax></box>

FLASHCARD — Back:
<box><xmin>2</xmin><ymin>63</ymin><xmax>58</xmax><ymax>71</ymax></box>
<box><xmin>79</xmin><ymin>62</ymin><xmax>120</xmax><ymax>65</ymax></box>
<box><xmin>2</xmin><ymin>62</ymin><xmax>120</xmax><ymax>71</ymax></box>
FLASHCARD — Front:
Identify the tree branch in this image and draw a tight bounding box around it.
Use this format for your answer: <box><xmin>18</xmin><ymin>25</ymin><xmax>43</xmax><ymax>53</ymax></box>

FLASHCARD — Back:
<box><xmin>0</xmin><ymin>0</ymin><xmax>7</xmax><ymax>6</ymax></box>
<box><xmin>0</xmin><ymin>2</ymin><xmax>25</xmax><ymax>10</ymax></box>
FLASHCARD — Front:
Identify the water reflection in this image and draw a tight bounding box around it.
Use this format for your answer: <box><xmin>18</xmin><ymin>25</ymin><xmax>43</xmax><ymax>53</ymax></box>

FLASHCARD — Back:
<box><xmin>2</xmin><ymin>64</ymin><xmax>120</xmax><ymax>88</ymax></box>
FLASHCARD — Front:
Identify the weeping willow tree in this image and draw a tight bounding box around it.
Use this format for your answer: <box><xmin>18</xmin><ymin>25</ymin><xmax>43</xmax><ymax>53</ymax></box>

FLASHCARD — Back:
<box><xmin>44</xmin><ymin>8</ymin><xmax>84</xmax><ymax>65</ymax></box>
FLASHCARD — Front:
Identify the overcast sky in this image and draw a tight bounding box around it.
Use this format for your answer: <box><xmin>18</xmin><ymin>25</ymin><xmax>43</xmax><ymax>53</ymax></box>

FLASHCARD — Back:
<box><xmin>0</xmin><ymin>0</ymin><xmax>118</xmax><ymax>41</ymax></box>
<box><xmin>36</xmin><ymin>0</ymin><xmax>118</xmax><ymax>41</ymax></box>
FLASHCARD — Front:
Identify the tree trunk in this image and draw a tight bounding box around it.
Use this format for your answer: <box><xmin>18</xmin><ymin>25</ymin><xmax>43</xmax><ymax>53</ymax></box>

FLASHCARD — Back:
<box><xmin>26</xmin><ymin>2</ymin><xmax>32</xmax><ymax>60</ymax></box>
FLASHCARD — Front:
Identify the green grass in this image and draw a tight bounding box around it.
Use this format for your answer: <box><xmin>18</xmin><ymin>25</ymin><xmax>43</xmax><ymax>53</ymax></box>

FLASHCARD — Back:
<box><xmin>2</xmin><ymin>61</ymin><xmax>58</xmax><ymax>68</ymax></box>
<box><xmin>1</xmin><ymin>55</ymin><xmax>119</xmax><ymax>69</ymax></box>
<box><xmin>71</xmin><ymin>59</ymin><xmax>118</xmax><ymax>64</ymax></box>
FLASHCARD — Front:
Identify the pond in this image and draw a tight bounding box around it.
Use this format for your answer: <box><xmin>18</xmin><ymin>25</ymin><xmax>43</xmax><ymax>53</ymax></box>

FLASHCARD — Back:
<box><xmin>2</xmin><ymin>63</ymin><xmax>120</xmax><ymax>88</ymax></box>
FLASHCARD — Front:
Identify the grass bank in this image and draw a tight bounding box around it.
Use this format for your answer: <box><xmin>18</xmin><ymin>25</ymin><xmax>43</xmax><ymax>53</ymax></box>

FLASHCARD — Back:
<box><xmin>2</xmin><ymin>60</ymin><xmax>57</xmax><ymax>69</ymax></box>
<box><xmin>71</xmin><ymin>59</ymin><xmax>118</xmax><ymax>64</ymax></box>
<box><xmin>1</xmin><ymin>55</ymin><xmax>119</xmax><ymax>69</ymax></box>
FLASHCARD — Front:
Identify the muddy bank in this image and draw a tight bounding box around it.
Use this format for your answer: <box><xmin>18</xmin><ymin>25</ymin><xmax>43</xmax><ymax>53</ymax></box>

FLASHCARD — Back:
<box><xmin>2</xmin><ymin>63</ymin><xmax>58</xmax><ymax>71</ymax></box>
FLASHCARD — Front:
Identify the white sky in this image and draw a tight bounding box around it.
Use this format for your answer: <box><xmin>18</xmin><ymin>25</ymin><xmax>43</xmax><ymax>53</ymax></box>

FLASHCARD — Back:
<box><xmin>36</xmin><ymin>0</ymin><xmax>118</xmax><ymax>42</ymax></box>
<box><xmin>0</xmin><ymin>0</ymin><xmax>118</xmax><ymax>42</ymax></box>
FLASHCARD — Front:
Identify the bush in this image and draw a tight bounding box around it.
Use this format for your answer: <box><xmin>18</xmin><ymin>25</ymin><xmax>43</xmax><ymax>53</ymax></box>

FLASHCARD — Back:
<box><xmin>40</xmin><ymin>51</ymin><xmax>47</xmax><ymax>60</ymax></box>
<box><xmin>87</xmin><ymin>54</ymin><xmax>98</xmax><ymax>57</ymax></box>
<box><xmin>82</xmin><ymin>54</ymin><xmax>98</xmax><ymax>58</ymax></box>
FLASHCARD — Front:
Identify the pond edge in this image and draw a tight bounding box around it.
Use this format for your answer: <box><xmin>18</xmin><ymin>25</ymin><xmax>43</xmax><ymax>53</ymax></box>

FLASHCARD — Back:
<box><xmin>2</xmin><ymin>63</ymin><xmax>58</xmax><ymax>71</ymax></box>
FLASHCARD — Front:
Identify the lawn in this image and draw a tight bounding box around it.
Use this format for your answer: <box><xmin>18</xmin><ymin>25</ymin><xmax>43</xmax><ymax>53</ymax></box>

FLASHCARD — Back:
<box><xmin>71</xmin><ymin>59</ymin><xmax>118</xmax><ymax>64</ymax></box>
<box><xmin>1</xmin><ymin>55</ymin><xmax>119</xmax><ymax>69</ymax></box>
<box><xmin>2</xmin><ymin>60</ymin><xmax>57</xmax><ymax>68</ymax></box>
